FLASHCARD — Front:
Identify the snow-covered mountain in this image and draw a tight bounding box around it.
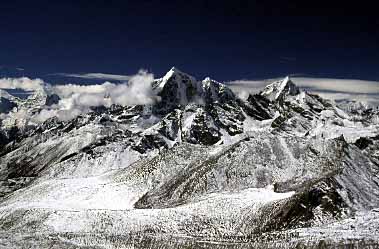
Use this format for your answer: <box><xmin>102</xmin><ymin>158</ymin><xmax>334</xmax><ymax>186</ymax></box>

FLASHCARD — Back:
<box><xmin>0</xmin><ymin>68</ymin><xmax>378</xmax><ymax>248</ymax></box>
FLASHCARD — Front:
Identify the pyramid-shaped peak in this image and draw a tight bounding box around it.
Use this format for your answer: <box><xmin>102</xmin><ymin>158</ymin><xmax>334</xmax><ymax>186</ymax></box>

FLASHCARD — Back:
<box><xmin>279</xmin><ymin>76</ymin><xmax>299</xmax><ymax>95</ymax></box>
<box><xmin>283</xmin><ymin>75</ymin><xmax>290</xmax><ymax>83</ymax></box>
<box><xmin>168</xmin><ymin>66</ymin><xmax>180</xmax><ymax>74</ymax></box>
<box><xmin>169</xmin><ymin>66</ymin><xmax>180</xmax><ymax>72</ymax></box>
<box><xmin>154</xmin><ymin>67</ymin><xmax>196</xmax><ymax>91</ymax></box>
<box><xmin>261</xmin><ymin>76</ymin><xmax>300</xmax><ymax>101</ymax></box>
<box><xmin>161</xmin><ymin>67</ymin><xmax>195</xmax><ymax>81</ymax></box>
<box><xmin>153</xmin><ymin>67</ymin><xmax>200</xmax><ymax>109</ymax></box>
<box><xmin>167</xmin><ymin>66</ymin><xmax>189</xmax><ymax>76</ymax></box>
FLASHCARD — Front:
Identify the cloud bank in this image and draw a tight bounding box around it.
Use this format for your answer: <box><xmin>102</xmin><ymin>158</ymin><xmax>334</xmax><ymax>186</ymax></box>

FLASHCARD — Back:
<box><xmin>50</xmin><ymin>72</ymin><xmax>132</xmax><ymax>81</ymax></box>
<box><xmin>39</xmin><ymin>70</ymin><xmax>157</xmax><ymax>122</ymax></box>
<box><xmin>0</xmin><ymin>77</ymin><xmax>45</xmax><ymax>91</ymax></box>
<box><xmin>0</xmin><ymin>70</ymin><xmax>157</xmax><ymax>124</ymax></box>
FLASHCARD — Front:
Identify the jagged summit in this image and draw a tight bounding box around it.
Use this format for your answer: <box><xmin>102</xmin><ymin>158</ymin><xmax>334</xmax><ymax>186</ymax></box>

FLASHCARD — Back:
<box><xmin>153</xmin><ymin>68</ymin><xmax>236</xmax><ymax>114</ymax></box>
<box><xmin>154</xmin><ymin>67</ymin><xmax>196</xmax><ymax>90</ymax></box>
<box><xmin>260</xmin><ymin>76</ymin><xmax>300</xmax><ymax>101</ymax></box>
<box><xmin>152</xmin><ymin>67</ymin><xmax>200</xmax><ymax>112</ymax></box>
<box><xmin>201</xmin><ymin>76</ymin><xmax>235</xmax><ymax>103</ymax></box>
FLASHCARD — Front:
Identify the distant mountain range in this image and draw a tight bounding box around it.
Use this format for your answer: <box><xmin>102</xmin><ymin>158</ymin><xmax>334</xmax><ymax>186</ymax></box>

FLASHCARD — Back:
<box><xmin>0</xmin><ymin>68</ymin><xmax>378</xmax><ymax>248</ymax></box>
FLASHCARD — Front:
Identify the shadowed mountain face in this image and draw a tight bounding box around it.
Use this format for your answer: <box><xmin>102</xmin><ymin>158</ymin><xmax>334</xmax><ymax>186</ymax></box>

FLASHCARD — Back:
<box><xmin>0</xmin><ymin>68</ymin><xmax>378</xmax><ymax>248</ymax></box>
<box><xmin>0</xmin><ymin>90</ymin><xmax>17</xmax><ymax>114</ymax></box>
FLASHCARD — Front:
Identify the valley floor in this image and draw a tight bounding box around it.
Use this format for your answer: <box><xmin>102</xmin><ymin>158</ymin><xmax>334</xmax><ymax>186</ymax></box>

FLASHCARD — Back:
<box><xmin>1</xmin><ymin>210</ymin><xmax>379</xmax><ymax>249</ymax></box>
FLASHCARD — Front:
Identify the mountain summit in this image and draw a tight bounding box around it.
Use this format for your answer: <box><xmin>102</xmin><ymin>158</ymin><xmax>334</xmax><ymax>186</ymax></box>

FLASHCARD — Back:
<box><xmin>261</xmin><ymin>76</ymin><xmax>300</xmax><ymax>101</ymax></box>
<box><xmin>153</xmin><ymin>67</ymin><xmax>235</xmax><ymax>114</ymax></box>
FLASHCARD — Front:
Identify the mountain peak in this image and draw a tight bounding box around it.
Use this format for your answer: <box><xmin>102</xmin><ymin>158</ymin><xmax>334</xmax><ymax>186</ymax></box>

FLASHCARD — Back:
<box><xmin>260</xmin><ymin>76</ymin><xmax>300</xmax><ymax>101</ymax></box>
<box><xmin>152</xmin><ymin>69</ymin><xmax>237</xmax><ymax>114</ymax></box>
<box><xmin>169</xmin><ymin>66</ymin><xmax>180</xmax><ymax>72</ymax></box>
<box><xmin>153</xmin><ymin>67</ymin><xmax>188</xmax><ymax>94</ymax></box>
<box><xmin>164</xmin><ymin>66</ymin><xmax>187</xmax><ymax>79</ymax></box>
<box><xmin>203</xmin><ymin>77</ymin><xmax>211</xmax><ymax>82</ymax></box>
<box><xmin>152</xmin><ymin>68</ymin><xmax>199</xmax><ymax>112</ymax></box>
<box><xmin>201</xmin><ymin>77</ymin><xmax>220</xmax><ymax>88</ymax></box>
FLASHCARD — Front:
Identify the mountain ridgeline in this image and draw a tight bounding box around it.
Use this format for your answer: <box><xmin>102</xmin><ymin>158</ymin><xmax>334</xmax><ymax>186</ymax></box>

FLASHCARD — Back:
<box><xmin>0</xmin><ymin>68</ymin><xmax>378</xmax><ymax>248</ymax></box>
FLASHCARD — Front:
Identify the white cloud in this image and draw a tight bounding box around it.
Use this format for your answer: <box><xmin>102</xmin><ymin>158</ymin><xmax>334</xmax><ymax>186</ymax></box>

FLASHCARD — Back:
<box><xmin>312</xmin><ymin>92</ymin><xmax>379</xmax><ymax>106</ymax></box>
<box><xmin>51</xmin><ymin>72</ymin><xmax>132</xmax><ymax>81</ymax></box>
<box><xmin>53</xmin><ymin>82</ymin><xmax>115</xmax><ymax>97</ymax></box>
<box><xmin>292</xmin><ymin>77</ymin><xmax>379</xmax><ymax>94</ymax></box>
<box><xmin>52</xmin><ymin>70</ymin><xmax>157</xmax><ymax>106</ymax></box>
<box><xmin>34</xmin><ymin>70</ymin><xmax>157</xmax><ymax>122</ymax></box>
<box><xmin>0</xmin><ymin>77</ymin><xmax>45</xmax><ymax>91</ymax></box>
<box><xmin>1</xmin><ymin>70</ymin><xmax>158</xmax><ymax>124</ymax></box>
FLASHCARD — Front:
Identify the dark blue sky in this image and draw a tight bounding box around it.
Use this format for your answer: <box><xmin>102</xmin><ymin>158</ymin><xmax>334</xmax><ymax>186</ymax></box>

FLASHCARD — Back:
<box><xmin>1</xmin><ymin>0</ymin><xmax>379</xmax><ymax>82</ymax></box>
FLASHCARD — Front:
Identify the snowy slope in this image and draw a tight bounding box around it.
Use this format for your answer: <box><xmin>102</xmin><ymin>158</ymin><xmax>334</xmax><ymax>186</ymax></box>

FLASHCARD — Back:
<box><xmin>0</xmin><ymin>69</ymin><xmax>378</xmax><ymax>248</ymax></box>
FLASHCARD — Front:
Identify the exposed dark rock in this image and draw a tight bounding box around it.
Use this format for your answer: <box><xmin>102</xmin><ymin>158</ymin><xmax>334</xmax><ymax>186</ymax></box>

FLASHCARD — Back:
<box><xmin>0</xmin><ymin>97</ymin><xmax>17</xmax><ymax>114</ymax></box>
<box><xmin>354</xmin><ymin>137</ymin><xmax>374</xmax><ymax>150</ymax></box>
<box><xmin>44</xmin><ymin>94</ymin><xmax>60</xmax><ymax>106</ymax></box>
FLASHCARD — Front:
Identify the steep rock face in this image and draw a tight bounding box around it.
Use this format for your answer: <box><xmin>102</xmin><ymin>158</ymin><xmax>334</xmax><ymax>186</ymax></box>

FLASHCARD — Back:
<box><xmin>0</xmin><ymin>68</ymin><xmax>378</xmax><ymax>247</ymax></box>
<box><xmin>261</xmin><ymin>76</ymin><xmax>300</xmax><ymax>102</ymax></box>
<box><xmin>181</xmin><ymin>107</ymin><xmax>221</xmax><ymax>145</ymax></box>
<box><xmin>241</xmin><ymin>94</ymin><xmax>274</xmax><ymax>121</ymax></box>
<box><xmin>201</xmin><ymin>77</ymin><xmax>236</xmax><ymax>104</ymax></box>
<box><xmin>145</xmin><ymin>68</ymin><xmax>246</xmax><ymax>146</ymax></box>
<box><xmin>152</xmin><ymin>68</ymin><xmax>236</xmax><ymax>115</ymax></box>
<box><xmin>153</xmin><ymin>67</ymin><xmax>199</xmax><ymax>114</ymax></box>
<box><xmin>0</xmin><ymin>90</ymin><xmax>17</xmax><ymax>114</ymax></box>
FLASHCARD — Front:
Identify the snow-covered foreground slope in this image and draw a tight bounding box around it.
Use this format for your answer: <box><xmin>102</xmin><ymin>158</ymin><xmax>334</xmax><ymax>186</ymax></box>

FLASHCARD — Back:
<box><xmin>0</xmin><ymin>68</ymin><xmax>378</xmax><ymax>248</ymax></box>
